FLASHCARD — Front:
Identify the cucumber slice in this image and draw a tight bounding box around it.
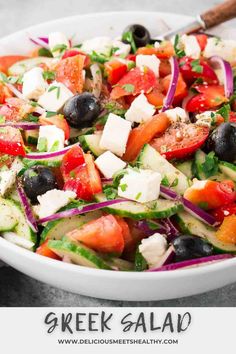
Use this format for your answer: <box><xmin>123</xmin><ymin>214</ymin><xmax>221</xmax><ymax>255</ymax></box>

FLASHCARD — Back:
<box><xmin>0</xmin><ymin>197</ymin><xmax>18</xmax><ymax>232</ymax></box>
<box><xmin>219</xmin><ymin>161</ymin><xmax>236</xmax><ymax>181</ymax></box>
<box><xmin>193</xmin><ymin>150</ymin><xmax>206</xmax><ymax>180</ymax></box>
<box><xmin>102</xmin><ymin>256</ymin><xmax>134</xmax><ymax>271</ymax></box>
<box><xmin>79</xmin><ymin>134</ymin><xmax>105</xmax><ymax>157</ymax></box>
<box><xmin>95</xmin><ymin>193</ymin><xmax>183</xmax><ymax>219</ymax></box>
<box><xmin>173</xmin><ymin>211</ymin><xmax>216</xmax><ymax>239</ymax></box>
<box><xmin>40</xmin><ymin>210</ymin><xmax>102</xmax><ymax>244</ymax></box>
<box><xmin>24</xmin><ymin>130</ymin><xmax>39</xmax><ymax>145</ymax></box>
<box><xmin>8</xmin><ymin>57</ymin><xmax>54</xmax><ymax>76</ymax></box>
<box><xmin>9</xmin><ymin>199</ymin><xmax>37</xmax><ymax>246</ymax></box>
<box><xmin>137</xmin><ymin>144</ymin><xmax>190</xmax><ymax>195</ymax></box>
<box><xmin>48</xmin><ymin>239</ymin><xmax>112</xmax><ymax>270</ymax></box>
<box><xmin>175</xmin><ymin>160</ymin><xmax>193</xmax><ymax>179</ymax></box>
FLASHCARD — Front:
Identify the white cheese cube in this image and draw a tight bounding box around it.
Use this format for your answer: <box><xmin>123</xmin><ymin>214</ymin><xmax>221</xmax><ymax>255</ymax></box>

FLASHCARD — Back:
<box><xmin>38</xmin><ymin>81</ymin><xmax>73</xmax><ymax>112</ymax></box>
<box><xmin>139</xmin><ymin>233</ymin><xmax>168</xmax><ymax>268</ymax></box>
<box><xmin>0</xmin><ymin>169</ymin><xmax>16</xmax><ymax>196</ymax></box>
<box><xmin>95</xmin><ymin>151</ymin><xmax>126</xmax><ymax>178</ymax></box>
<box><xmin>99</xmin><ymin>113</ymin><xmax>132</xmax><ymax>157</ymax></box>
<box><xmin>195</xmin><ymin>111</ymin><xmax>216</xmax><ymax>128</ymax></box>
<box><xmin>164</xmin><ymin>107</ymin><xmax>189</xmax><ymax>123</ymax></box>
<box><xmin>48</xmin><ymin>32</ymin><xmax>69</xmax><ymax>57</ymax></box>
<box><xmin>118</xmin><ymin>168</ymin><xmax>162</xmax><ymax>203</ymax></box>
<box><xmin>112</xmin><ymin>39</ymin><xmax>131</xmax><ymax>57</ymax></box>
<box><xmin>22</xmin><ymin>67</ymin><xmax>48</xmax><ymax>100</ymax></box>
<box><xmin>37</xmin><ymin>125</ymin><xmax>65</xmax><ymax>152</ymax></box>
<box><xmin>36</xmin><ymin>189</ymin><xmax>76</xmax><ymax>219</ymax></box>
<box><xmin>180</xmin><ymin>34</ymin><xmax>201</xmax><ymax>59</ymax></box>
<box><xmin>136</xmin><ymin>54</ymin><xmax>160</xmax><ymax>77</ymax></box>
<box><xmin>81</xmin><ymin>36</ymin><xmax>113</xmax><ymax>56</ymax></box>
<box><xmin>125</xmin><ymin>93</ymin><xmax>155</xmax><ymax>124</ymax></box>
<box><xmin>204</xmin><ymin>38</ymin><xmax>236</xmax><ymax>63</ymax></box>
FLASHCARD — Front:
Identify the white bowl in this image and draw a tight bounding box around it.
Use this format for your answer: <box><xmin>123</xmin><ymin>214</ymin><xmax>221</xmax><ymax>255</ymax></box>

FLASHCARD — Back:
<box><xmin>0</xmin><ymin>11</ymin><xmax>236</xmax><ymax>301</ymax></box>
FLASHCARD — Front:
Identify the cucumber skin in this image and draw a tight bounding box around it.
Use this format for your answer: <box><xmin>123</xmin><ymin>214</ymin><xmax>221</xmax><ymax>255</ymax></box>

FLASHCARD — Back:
<box><xmin>79</xmin><ymin>134</ymin><xmax>105</xmax><ymax>157</ymax></box>
<box><xmin>48</xmin><ymin>240</ymin><xmax>112</xmax><ymax>270</ymax></box>
<box><xmin>219</xmin><ymin>161</ymin><xmax>236</xmax><ymax>181</ymax></box>
<box><xmin>0</xmin><ymin>198</ymin><xmax>18</xmax><ymax>232</ymax></box>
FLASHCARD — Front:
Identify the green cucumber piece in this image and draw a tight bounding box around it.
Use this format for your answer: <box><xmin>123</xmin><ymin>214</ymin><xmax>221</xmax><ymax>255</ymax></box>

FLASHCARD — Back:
<box><xmin>0</xmin><ymin>197</ymin><xmax>18</xmax><ymax>232</ymax></box>
<box><xmin>8</xmin><ymin>57</ymin><xmax>54</xmax><ymax>76</ymax></box>
<box><xmin>219</xmin><ymin>161</ymin><xmax>236</xmax><ymax>181</ymax></box>
<box><xmin>134</xmin><ymin>248</ymin><xmax>148</xmax><ymax>271</ymax></box>
<box><xmin>175</xmin><ymin>160</ymin><xmax>193</xmax><ymax>179</ymax></box>
<box><xmin>101</xmin><ymin>256</ymin><xmax>134</xmax><ymax>271</ymax></box>
<box><xmin>48</xmin><ymin>239</ymin><xmax>112</xmax><ymax>270</ymax></box>
<box><xmin>9</xmin><ymin>199</ymin><xmax>37</xmax><ymax>246</ymax></box>
<box><xmin>40</xmin><ymin>210</ymin><xmax>102</xmax><ymax>244</ymax></box>
<box><xmin>79</xmin><ymin>134</ymin><xmax>105</xmax><ymax>157</ymax></box>
<box><xmin>24</xmin><ymin>130</ymin><xmax>39</xmax><ymax>145</ymax></box>
<box><xmin>95</xmin><ymin>193</ymin><xmax>183</xmax><ymax>220</ymax></box>
<box><xmin>193</xmin><ymin>150</ymin><xmax>206</xmax><ymax>180</ymax></box>
<box><xmin>137</xmin><ymin>144</ymin><xmax>190</xmax><ymax>195</ymax></box>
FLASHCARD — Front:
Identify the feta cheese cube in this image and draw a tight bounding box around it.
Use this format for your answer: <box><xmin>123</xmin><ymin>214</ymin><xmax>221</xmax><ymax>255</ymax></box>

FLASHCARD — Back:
<box><xmin>195</xmin><ymin>111</ymin><xmax>216</xmax><ymax>128</ymax></box>
<box><xmin>139</xmin><ymin>233</ymin><xmax>168</xmax><ymax>268</ymax></box>
<box><xmin>38</xmin><ymin>81</ymin><xmax>73</xmax><ymax>112</ymax></box>
<box><xmin>204</xmin><ymin>37</ymin><xmax>236</xmax><ymax>63</ymax></box>
<box><xmin>136</xmin><ymin>54</ymin><xmax>160</xmax><ymax>77</ymax></box>
<box><xmin>81</xmin><ymin>36</ymin><xmax>112</xmax><ymax>56</ymax></box>
<box><xmin>99</xmin><ymin>113</ymin><xmax>132</xmax><ymax>157</ymax></box>
<box><xmin>36</xmin><ymin>189</ymin><xmax>76</xmax><ymax>219</ymax></box>
<box><xmin>37</xmin><ymin>125</ymin><xmax>65</xmax><ymax>152</ymax></box>
<box><xmin>118</xmin><ymin>168</ymin><xmax>162</xmax><ymax>203</ymax></box>
<box><xmin>48</xmin><ymin>32</ymin><xmax>69</xmax><ymax>57</ymax></box>
<box><xmin>22</xmin><ymin>67</ymin><xmax>48</xmax><ymax>100</ymax></box>
<box><xmin>0</xmin><ymin>169</ymin><xmax>16</xmax><ymax>196</ymax></box>
<box><xmin>125</xmin><ymin>93</ymin><xmax>155</xmax><ymax>124</ymax></box>
<box><xmin>180</xmin><ymin>34</ymin><xmax>201</xmax><ymax>59</ymax></box>
<box><xmin>112</xmin><ymin>39</ymin><xmax>131</xmax><ymax>57</ymax></box>
<box><xmin>164</xmin><ymin>107</ymin><xmax>189</xmax><ymax>123</ymax></box>
<box><xmin>95</xmin><ymin>151</ymin><xmax>126</xmax><ymax>178</ymax></box>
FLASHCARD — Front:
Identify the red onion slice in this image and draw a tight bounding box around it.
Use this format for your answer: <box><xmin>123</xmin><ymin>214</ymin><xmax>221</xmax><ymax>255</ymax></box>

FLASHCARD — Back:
<box><xmin>6</xmin><ymin>83</ymin><xmax>25</xmax><ymax>100</ymax></box>
<box><xmin>90</xmin><ymin>63</ymin><xmax>102</xmax><ymax>98</ymax></box>
<box><xmin>29</xmin><ymin>36</ymin><xmax>50</xmax><ymax>49</ymax></box>
<box><xmin>148</xmin><ymin>254</ymin><xmax>234</xmax><ymax>272</ymax></box>
<box><xmin>0</xmin><ymin>122</ymin><xmax>40</xmax><ymax>130</ymax></box>
<box><xmin>16</xmin><ymin>181</ymin><xmax>38</xmax><ymax>233</ymax></box>
<box><xmin>25</xmin><ymin>143</ymin><xmax>80</xmax><ymax>160</ymax></box>
<box><xmin>161</xmin><ymin>56</ymin><xmax>179</xmax><ymax>112</ymax></box>
<box><xmin>38</xmin><ymin>199</ymin><xmax>129</xmax><ymax>224</ymax></box>
<box><xmin>209</xmin><ymin>55</ymin><xmax>233</xmax><ymax>98</ymax></box>
<box><xmin>135</xmin><ymin>220</ymin><xmax>167</xmax><ymax>236</ymax></box>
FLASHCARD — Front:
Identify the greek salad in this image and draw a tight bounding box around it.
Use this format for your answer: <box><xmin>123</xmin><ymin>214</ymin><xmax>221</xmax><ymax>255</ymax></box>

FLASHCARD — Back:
<box><xmin>0</xmin><ymin>24</ymin><xmax>236</xmax><ymax>272</ymax></box>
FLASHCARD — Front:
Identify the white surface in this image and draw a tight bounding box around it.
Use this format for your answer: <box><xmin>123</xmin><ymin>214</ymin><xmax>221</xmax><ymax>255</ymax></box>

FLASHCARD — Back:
<box><xmin>0</xmin><ymin>11</ymin><xmax>236</xmax><ymax>301</ymax></box>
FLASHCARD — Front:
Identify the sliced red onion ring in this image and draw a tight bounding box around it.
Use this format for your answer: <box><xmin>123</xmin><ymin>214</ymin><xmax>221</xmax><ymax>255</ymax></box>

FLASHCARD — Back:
<box><xmin>25</xmin><ymin>143</ymin><xmax>79</xmax><ymax>160</ymax></box>
<box><xmin>148</xmin><ymin>254</ymin><xmax>233</xmax><ymax>272</ymax></box>
<box><xmin>160</xmin><ymin>185</ymin><xmax>218</xmax><ymax>226</ymax></box>
<box><xmin>209</xmin><ymin>55</ymin><xmax>233</xmax><ymax>98</ymax></box>
<box><xmin>161</xmin><ymin>218</ymin><xmax>180</xmax><ymax>240</ymax></box>
<box><xmin>29</xmin><ymin>36</ymin><xmax>50</xmax><ymax>49</ymax></box>
<box><xmin>38</xmin><ymin>199</ymin><xmax>129</xmax><ymax>224</ymax></box>
<box><xmin>16</xmin><ymin>181</ymin><xmax>38</xmax><ymax>233</ymax></box>
<box><xmin>161</xmin><ymin>56</ymin><xmax>179</xmax><ymax>112</ymax></box>
<box><xmin>6</xmin><ymin>83</ymin><xmax>25</xmax><ymax>100</ymax></box>
<box><xmin>101</xmin><ymin>178</ymin><xmax>113</xmax><ymax>183</ymax></box>
<box><xmin>90</xmin><ymin>63</ymin><xmax>102</xmax><ymax>98</ymax></box>
<box><xmin>0</xmin><ymin>122</ymin><xmax>40</xmax><ymax>130</ymax></box>
<box><xmin>151</xmin><ymin>245</ymin><xmax>176</xmax><ymax>269</ymax></box>
<box><xmin>135</xmin><ymin>220</ymin><xmax>167</xmax><ymax>236</ymax></box>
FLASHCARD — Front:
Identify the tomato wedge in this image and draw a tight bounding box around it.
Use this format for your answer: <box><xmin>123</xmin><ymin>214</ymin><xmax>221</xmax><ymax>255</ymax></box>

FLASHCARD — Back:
<box><xmin>184</xmin><ymin>180</ymin><xmax>236</xmax><ymax>210</ymax></box>
<box><xmin>136</xmin><ymin>41</ymin><xmax>174</xmax><ymax>59</ymax></box>
<box><xmin>194</xmin><ymin>34</ymin><xmax>208</xmax><ymax>52</ymax></box>
<box><xmin>162</xmin><ymin>73</ymin><xmax>188</xmax><ymax>104</ymax></box>
<box><xmin>55</xmin><ymin>54</ymin><xmax>85</xmax><ymax>94</ymax></box>
<box><xmin>150</xmin><ymin>123</ymin><xmax>209</xmax><ymax>160</ymax></box>
<box><xmin>114</xmin><ymin>216</ymin><xmax>132</xmax><ymax>247</ymax></box>
<box><xmin>66</xmin><ymin>214</ymin><xmax>125</xmax><ymax>255</ymax></box>
<box><xmin>186</xmin><ymin>85</ymin><xmax>227</xmax><ymax>113</ymax></box>
<box><xmin>39</xmin><ymin>114</ymin><xmax>70</xmax><ymax>140</ymax></box>
<box><xmin>123</xmin><ymin>113</ymin><xmax>170</xmax><ymax>162</ymax></box>
<box><xmin>36</xmin><ymin>240</ymin><xmax>61</xmax><ymax>260</ymax></box>
<box><xmin>110</xmin><ymin>67</ymin><xmax>156</xmax><ymax>100</ymax></box>
<box><xmin>179</xmin><ymin>56</ymin><xmax>218</xmax><ymax>84</ymax></box>
<box><xmin>84</xmin><ymin>153</ymin><xmax>102</xmax><ymax>194</ymax></box>
<box><xmin>104</xmin><ymin>59</ymin><xmax>127</xmax><ymax>85</ymax></box>
<box><xmin>211</xmin><ymin>203</ymin><xmax>236</xmax><ymax>223</ymax></box>
<box><xmin>0</xmin><ymin>126</ymin><xmax>25</xmax><ymax>156</ymax></box>
<box><xmin>63</xmin><ymin>164</ymin><xmax>93</xmax><ymax>201</ymax></box>
<box><xmin>0</xmin><ymin>55</ymin><xmax>28</xmax><ymax>74</ymax></box>
<box><xmin>0</xmin><ymin>83</ymin><xmax>12</xmax><ymax>104</ymax></box>
<box><xmin>61</xmin><ymin>145</ymin><xmax>85</xmax><ymax>178</ymax></box>
<box><xmin>62</xmin><ymin>50</ymin><xmax>90</xmax><ymax>67</ymax></box>
<box><xmin>0</xmin><ymin>97</ymin><xmax>34</xmax><ymax>121</ymax></box>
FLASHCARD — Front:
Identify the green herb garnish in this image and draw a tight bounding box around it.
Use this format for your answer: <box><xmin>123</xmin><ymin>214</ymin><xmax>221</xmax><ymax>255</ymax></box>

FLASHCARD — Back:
<box><xmin>37</xmin><ymin>137</ymin><xmax>47</xmax><ymax>152</ymax></box>
<box><xmin>174</xmin><ymin>34</ymin><xmax>185</xmax><ymax>58</ymax></box>
<box><xmin>122</xmin><ymin>31</ymin><xmax>137</xmax><ymax>53</ymax></box>
<box><xmin>43</xmin><ymin>71</ymin><xmax>56</xmax><ymax>81</ymax></box>
<box><xmin>190</xmin><ymin>59</ymin><xmax>203</xmax><ymax>74</ymax></box>
<box><xmin>121</xmin><ymin>84</ymin><xmax>135</xmax><ymax>93</ymax></box>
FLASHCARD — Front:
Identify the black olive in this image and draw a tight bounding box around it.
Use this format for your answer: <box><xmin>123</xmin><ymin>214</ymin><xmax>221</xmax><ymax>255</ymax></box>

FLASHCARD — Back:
<box><xmin>22</xmin><ymin>166</ymin><xmax>57</xmax><ymax>203</ymax></box>
<box><xmin>63</xmin><ymin>93</ymin><xmax>100</xmax><ymax>128</ymax></box>
<box><xmin>205</xmin><ymin>122</ymin><xmax>236</xmax><ymax>162</ymax></box>
<box><xmin>173</xmin><ymin>235</ymin><xmax>213</xmax><ymax>261</ymax></box>
<box><xmin>122</xmin><ymin>24</ymin><xmax>151</xmax><ymax>48</ymax></box>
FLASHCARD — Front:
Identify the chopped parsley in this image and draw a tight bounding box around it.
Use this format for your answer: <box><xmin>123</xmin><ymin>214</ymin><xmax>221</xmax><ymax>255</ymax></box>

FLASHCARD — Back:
<box><xmin>174</xmin><ymin>34</ymin><xmax>185</xmax><ymax>58</ymax></box>
<box><xmin>135</xmin><ymin>192</ymin><xmax>142</xmax><ymax>200</ymax></box>
<box><xmin>26</xmin><ymin>113</ymin><xmax>39</xmax><ymax>123</ymax></box>
<box><xmin>0</xmin><ymin>115</ymin><xmax>5</xmax><ymax>123</ymax></box>
<box><xmin>190</xmin><ymin>59</ymin><xmax>203</xmax><ymax>74</ymax></box>
<box><xmin>121</xmin><ymin>84</ymin><xmax>135</xmax><ymax>93</ymax></box>
<box><xmin>90</xmin><ymin>51</ymin><xmax>109</xmax><ymax>64</ymax></box>
<box><xmin>217</xmin><ymin>104</ymin><xmax>230</xmax><ymax>122</ymax></box>
<box><xmin>50</xmin><ymin>140</ymin><xmax>60</xmax><ymax>152</ymax></box>
<box><xmin>113</xmin><ymin>169</ymin><xmax>128</xmax><ymax>188</ymax></box>
<box><xmin>46</xmin><ymin>111</ymin><xmax>57</xmax><ymax>118</ymax></box>
<box><xmin>201</xmin><ymin>151</ymin><xmax>219</xmax><ymax>178</ymax></box>
<box><xmin>28</xmin><ymin>170</ymin><xmax>38</xmax><ymax>178</ymax></box>
<box><xmin>170</xmin><ymin>178</ymin><xmax>179</xmax><ymax>187</ymax></box>
<box><xmin>38</xmin><ymin>48</ymin><xmax>53</xmax><ymax>57</ymax></box>
<box><xmin>51</xmin><ymin>44</ymin><xmax>67</xmax><ymax>54</ymax></box>
<box><xmin>0</xmin><ymin>72</ymin><xmax>8</xmax><ymax>83</ymax></box>
<box><xmin>43</xmin><ymin>71</ymin><xmax>56</xmax><ymax>81</ymax></box>
<box><xmin>103</xmin><ymin>184</ymin><xmax>118</xmax><ymax>200</ymax></box>
<box><xmin>198</xmin><ymin>201</ymin><xmax>209</xmax><ymax>210</ymax></box>
<box><xmin>161</xmin><ymin>176</ymin><xmax>170</xmax><ymax>187</ymax></box>
<box><xmin>120</xmin><ymin>183</ymin><xmax>128</xmax><ymax>192</ymax></box>
<box><xmin>104</xmin><ymin>101</ymin><xmax>127</xmax><ymax>116</ymax></box>
<box><xmin>48</xmin><ymin>85</ymin><xmax>61</xmax><ymax>99</ymax></box>
<box><xmin>37</xmin><ymin>137</ymin><xmax>47</xmax><ymax>152</ymax></box>
<box><xmin>122</xmin><ymin>31</ymin><xmax>137</xmax><ymax>53</ymax></box>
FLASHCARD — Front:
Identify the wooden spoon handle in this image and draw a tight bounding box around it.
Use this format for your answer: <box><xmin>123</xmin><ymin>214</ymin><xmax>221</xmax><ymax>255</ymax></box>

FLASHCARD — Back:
<box><xmin>201</xmin><ymin>0</ymin><xmax>236</xmax><ymax>29</ymax></box>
